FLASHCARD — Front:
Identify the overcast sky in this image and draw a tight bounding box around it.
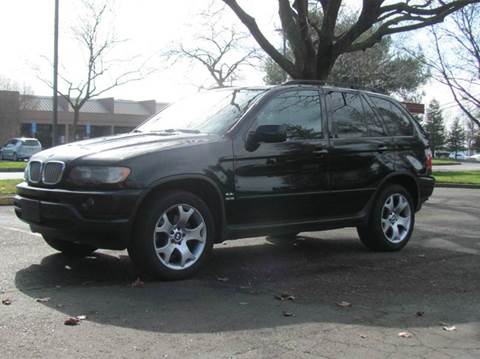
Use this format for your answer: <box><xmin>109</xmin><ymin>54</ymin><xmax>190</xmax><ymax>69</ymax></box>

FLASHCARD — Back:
<box><xmin>0</xmin><ymin>0</ymin><xmax>463</xmax><ymax>118</ymax></box>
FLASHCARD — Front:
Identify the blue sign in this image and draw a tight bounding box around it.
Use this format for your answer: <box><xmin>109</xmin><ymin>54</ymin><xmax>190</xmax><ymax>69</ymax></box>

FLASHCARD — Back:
<box><xmin>86</xmin><ymin>123</ymin><xmax>91</xmax><ymax>137</ymax></box>
<box><xmin>31</xmin><ymin>122</ymin><xmax>37</xmax><ymax>135</ymax></box>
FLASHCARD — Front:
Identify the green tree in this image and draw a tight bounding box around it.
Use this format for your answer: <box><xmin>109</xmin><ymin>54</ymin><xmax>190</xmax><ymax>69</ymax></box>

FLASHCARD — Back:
<box><xmin>423</xmin><ymin>99</ymin><xmax>446</xmax><ymax>156</ymax></box>
<box><xmin>446</xmin><ymin>118</ymin><xmax>466</xmax><ymax>157</ymax></box>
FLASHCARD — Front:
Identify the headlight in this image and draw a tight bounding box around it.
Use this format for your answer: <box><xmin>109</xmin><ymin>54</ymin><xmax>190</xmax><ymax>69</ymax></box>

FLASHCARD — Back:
<box><xmin>69</xmin><ymin>166</ymin><xmax>131</xmax><ymax>185</ymax></box>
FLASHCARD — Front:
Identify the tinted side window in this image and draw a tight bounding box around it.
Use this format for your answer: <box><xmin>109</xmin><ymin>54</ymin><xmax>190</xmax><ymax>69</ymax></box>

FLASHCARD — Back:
<box><xmin>254</xmin><ymin>90</ymin><xmax>322</xmax><ymax>139</ymax></box>
<box><xmin>326</xmin><ymin>91</ymin><xmax>368</xmax><ymax>138</ymax></box>
<box><xmin>369</xmin><ymin>96</ymin><xmax>414</xmax><ymax>136</ymax></box>
<box><xmin>362</xmin><ymin>98</ymin><xmax>387</xmax><ymax>137</ymax></box>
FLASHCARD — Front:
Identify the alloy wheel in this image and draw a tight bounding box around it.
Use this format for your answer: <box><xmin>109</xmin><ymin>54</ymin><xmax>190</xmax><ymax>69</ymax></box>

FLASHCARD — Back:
<box><xmin>380</xmin><ymin>193</ymin><xmax>412</xmax><ymax>243</ymax></box>
<box><xmin>152</xmin><ymin>203</ymin><xmax>207</xmax><ymax>270</ymax></box>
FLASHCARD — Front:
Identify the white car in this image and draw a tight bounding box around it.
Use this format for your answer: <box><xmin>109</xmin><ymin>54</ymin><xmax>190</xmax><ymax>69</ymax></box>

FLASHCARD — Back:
<box><xmin>0</xmin><ymin>138</ymin><xmax>42</xmax><ymax>161</ymax></box>
<box><xmin>449</xmin><ymin>152</ymin><xmax>467</xmax><ymax>160</ymax></box>
<box><xmin>469</xmin><ymin>154</ymin><xmax>480</xmax><ymax>161</ymax></box>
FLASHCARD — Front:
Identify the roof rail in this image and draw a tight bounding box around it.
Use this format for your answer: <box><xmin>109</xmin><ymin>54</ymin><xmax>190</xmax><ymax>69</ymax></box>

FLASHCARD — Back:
<box><xmin>281</xmin><ymin>80</ymin><xmax>386</xmax><ymax>94</ymax></box>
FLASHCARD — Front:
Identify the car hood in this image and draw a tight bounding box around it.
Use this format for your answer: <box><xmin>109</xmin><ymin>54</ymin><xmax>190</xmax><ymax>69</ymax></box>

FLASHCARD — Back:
<box><xmin>31</xmin><ymin>132</ymin><xmax>221</xmax><ymax>164</ymax></box>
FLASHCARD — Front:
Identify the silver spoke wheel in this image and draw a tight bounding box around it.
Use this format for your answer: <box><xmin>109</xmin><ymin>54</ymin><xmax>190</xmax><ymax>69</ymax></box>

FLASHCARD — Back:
<box><xmin>153</xmin><ymin>204</ymin><xmax>207</xmax><ymax>270</ymax></box>
<box><xmin>381</xmin><ymin>193</ymin><xmax>411</xmax><ymax>243</ymax></box>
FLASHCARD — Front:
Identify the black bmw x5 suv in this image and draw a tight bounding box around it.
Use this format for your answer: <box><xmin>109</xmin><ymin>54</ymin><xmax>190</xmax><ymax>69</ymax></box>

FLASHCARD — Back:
<box><xmin>15</xmin><ymin>82</ymin><xmax>435</xmax><ymax>279</ymax></box>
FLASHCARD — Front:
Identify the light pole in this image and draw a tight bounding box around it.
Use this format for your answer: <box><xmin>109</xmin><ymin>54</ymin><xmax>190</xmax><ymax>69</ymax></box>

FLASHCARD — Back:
<box><xmin>52</xmin><ymin>0</ymin><xmax>59</xmax><ymax>147</ymax></box>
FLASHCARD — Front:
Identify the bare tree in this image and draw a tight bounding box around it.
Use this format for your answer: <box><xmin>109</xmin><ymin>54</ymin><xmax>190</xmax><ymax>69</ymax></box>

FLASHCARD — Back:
<box><xmin>428</xmin><ymin>4</ymin><xmax>480</xmax><ymax>127</ymax></box>
<box><xmin>223</xmin><ymin>0</ymin><xmax>478</xmax><ymax>81</ymax></box>
<box><xmin>39</xmin><ymin>0</ymin><xmax>151</xmax><ymax>141</ymax></box>
<box><xmin>165</xmin><ymin>3</ymin><xmax>262</xmax><ymax>88</ymax></box>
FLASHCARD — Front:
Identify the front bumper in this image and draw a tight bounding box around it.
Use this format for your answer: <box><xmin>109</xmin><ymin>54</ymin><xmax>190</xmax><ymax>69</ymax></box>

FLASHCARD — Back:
<box><xmin>14</xmin><ymin>182</ymin><xmax>143</xmax><ymax>249</ymax></box>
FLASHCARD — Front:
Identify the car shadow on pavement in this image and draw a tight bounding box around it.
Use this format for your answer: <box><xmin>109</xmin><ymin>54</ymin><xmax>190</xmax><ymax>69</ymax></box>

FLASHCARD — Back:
<box><xmin>14</xmin><ymin>234</ymin><xmax>480</xmax><ymax>333</ymax></box>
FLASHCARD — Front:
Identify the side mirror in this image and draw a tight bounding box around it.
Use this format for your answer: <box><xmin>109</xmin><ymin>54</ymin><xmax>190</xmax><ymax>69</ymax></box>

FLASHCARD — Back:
<box><xmin>245</xmin><ymin>125</ymin><xmax>286</xmax><ymax>151</ymax></box>
<box><xmin>251</xmin><ymin>125</ymin><xmax>287</xmax><ymax>143</ymax></box>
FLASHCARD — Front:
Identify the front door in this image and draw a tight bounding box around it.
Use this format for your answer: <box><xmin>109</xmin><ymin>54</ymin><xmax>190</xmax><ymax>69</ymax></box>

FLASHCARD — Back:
<box><xmin>230</xmin><ymin>89</ymin><xmax>329</xmax><ymax>226</ymax></box>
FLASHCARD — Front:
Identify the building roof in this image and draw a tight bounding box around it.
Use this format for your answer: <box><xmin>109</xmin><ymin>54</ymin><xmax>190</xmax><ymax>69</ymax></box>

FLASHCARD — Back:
<box><xmin>23</xmin><ymin>95</ymin><xmax>167</xmax><ymax>115</ymax></box>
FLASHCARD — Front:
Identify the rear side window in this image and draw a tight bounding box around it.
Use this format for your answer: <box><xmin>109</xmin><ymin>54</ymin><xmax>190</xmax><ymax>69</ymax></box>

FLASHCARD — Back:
<box><xmin>254</xmin><ymin>90</ymin><xmax>322</xmax><ymax>139</ymax></box>
<box><xmin>22</xmin><ymin>140</ymin><xmax>40</xmax><ymax>146</ymax></box>
<box><xmin>326</xmin><ymin>91</ymin><xmax>369</xmax><ymax>138</ymax></box>
<box><xmin>369</xmin><ymin>96</ymin><xmax>414</xmax><ymax>136</ymax></box>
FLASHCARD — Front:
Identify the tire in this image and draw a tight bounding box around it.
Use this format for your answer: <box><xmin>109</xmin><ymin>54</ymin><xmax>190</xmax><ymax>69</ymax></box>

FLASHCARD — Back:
<box><xmin>357</xmin><ymin>184</ymin><xmax>414</xmax><ymax>251</ymax></box>
<box><xmin>128</xmin><ymin>191</ymin><xmax>215</xmax><ymax>280</ymax></box>
<box><xmin>43</xmin><ymin>235</ymin><xmax>97</xmax><ymax>257</ymax></box>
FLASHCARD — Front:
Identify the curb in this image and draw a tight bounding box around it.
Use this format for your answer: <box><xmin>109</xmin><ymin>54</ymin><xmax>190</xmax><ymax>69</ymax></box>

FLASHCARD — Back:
<box><xmin>0</xmin><ymin>196</ymin><xmax>14</xmax><ymax>206</ymax></box>
<box><xmin>0</xmin><ymin>168</ymin><xmax>25</xmax><ymax>173</ymax></box>
<box><xmin>435</xmin><ymin>183</ymin><xmax>480</xmax><ymax>189</ymax></box>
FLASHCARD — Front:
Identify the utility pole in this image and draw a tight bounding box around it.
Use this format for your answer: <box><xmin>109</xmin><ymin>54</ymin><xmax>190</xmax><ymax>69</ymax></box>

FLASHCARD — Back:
<box><xmin>52</xmin><ymin>0</ymin><xmax>59</xmax><ymax>147</ymax></box>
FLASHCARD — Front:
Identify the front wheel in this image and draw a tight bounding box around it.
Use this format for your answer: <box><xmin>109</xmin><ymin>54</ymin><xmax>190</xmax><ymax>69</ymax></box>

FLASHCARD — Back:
<box><xmin>128</xmin><ymin>191</ymin><xmax>215</xmax><ymax>280</ymax></box>
<box><xmin>357</xmin><ymin>185</ymin><xmax>414</xmax><ymax>251</ymax></box>
<box><xmin>42</xmin><ymin>235</ymin><xmax>97</xmax><ymax>257</ymax></box>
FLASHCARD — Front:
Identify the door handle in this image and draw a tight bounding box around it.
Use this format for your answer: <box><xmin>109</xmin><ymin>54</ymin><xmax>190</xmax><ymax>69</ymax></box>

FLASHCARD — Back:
<box><xmin>377</xmin><ymin>144</ymin><xmax>388</xmax><ymax>152</ymax></box>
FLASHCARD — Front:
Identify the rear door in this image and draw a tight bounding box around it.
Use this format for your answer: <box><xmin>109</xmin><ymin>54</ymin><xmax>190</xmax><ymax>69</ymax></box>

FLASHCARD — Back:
<box><xmin>326</xmin><ymin>90</ymin><xmax>395</xmax><ymax>217</ymax></box>
<box><xmin>231</xmin><ymin>88</ymin><xmax>330</xmax><ymax>225</ymax></box>
<box><xmin>367</xmin><ymin>96</ymin><xmax>427</xmax><ymax>175</ymax></box>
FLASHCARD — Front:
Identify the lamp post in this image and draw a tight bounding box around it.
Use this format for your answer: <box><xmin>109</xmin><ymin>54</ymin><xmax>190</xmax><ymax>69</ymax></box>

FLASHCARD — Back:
<box><xmin>52</xmin><ymin>0</ymin><xmax>59</xmax><ymax>147</ymax></box>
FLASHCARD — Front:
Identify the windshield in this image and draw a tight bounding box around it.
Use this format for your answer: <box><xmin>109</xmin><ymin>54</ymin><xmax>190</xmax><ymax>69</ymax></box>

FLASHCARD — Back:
<box><xmin>136</xmin><ymin>88</ymin><xmax>267</xmax><ymax>135</ymax></box>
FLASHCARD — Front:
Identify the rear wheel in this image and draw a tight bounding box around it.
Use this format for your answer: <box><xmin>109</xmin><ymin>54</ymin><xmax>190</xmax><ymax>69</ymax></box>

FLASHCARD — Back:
<box><xmin>357</xmin><ymin>185</ymin><xmax>414</xmax><ymax>251</ymax></box>
<box><xmin>128</xmin><ymin>191</ymin><xmax>214</xmax><ymax>280</ymax></box>
<box><xmin>42</xmin><ymin>235</ymin><xmax>97</xmax><ymax>257</ymax></box>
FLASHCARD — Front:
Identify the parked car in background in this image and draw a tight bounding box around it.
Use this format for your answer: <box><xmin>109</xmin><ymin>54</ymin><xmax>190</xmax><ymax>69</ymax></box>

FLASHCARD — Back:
<box><xmin>469</xmin><ymin>154</ymin><xmax>480</xmax><ymax>161</ymax></box>
<box><xmin>449</xmin><ymin>151</ymin><xmax>467</xmax><ymax>160</ymax></box>
<box><xmin>0</xmin><ymin>138</ymin><xmax>42</xmax><ymax>161</ymax></box>
<box><xmin>14</xmin><ymin>83</ymin><xmax>435</xmax><ymax>280</ymax></box>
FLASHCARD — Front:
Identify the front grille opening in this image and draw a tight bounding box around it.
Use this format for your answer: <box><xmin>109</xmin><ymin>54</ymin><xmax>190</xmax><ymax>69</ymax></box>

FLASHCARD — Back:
<box><xmin>43</xmin><ymin>162</ymin><xmax>65</xmax><ymax>185</ymax></box>
<box><xmin>29</xmin><ymin>161</ymin><xmax>42</xmax><ymax>183</ymax></box>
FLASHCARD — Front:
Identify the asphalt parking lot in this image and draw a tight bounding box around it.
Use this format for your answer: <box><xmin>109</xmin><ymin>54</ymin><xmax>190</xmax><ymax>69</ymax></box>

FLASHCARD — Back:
<box><xmin>0</xmin><ymin>187</ymin><xmax>479</xmax><ymax>358</ymax></box>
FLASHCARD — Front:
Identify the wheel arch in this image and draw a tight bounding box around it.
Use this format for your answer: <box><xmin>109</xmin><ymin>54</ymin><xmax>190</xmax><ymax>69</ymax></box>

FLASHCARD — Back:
<box><xmin>375</xmin><ymin>172</ymin><xmax>420</xmax><ymax>211</ymax></box>
<box><xmin>132</xmin><ymin>174</ymin><xmax>227</xmax><ymax>243</ymax></box>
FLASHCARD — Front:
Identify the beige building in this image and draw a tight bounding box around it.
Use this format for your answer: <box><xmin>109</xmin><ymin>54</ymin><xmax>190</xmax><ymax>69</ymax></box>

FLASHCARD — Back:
<box><xmin>0</xmin><ymin>90</ymin><xmax>168</xmax><ymax>148</ymax></box>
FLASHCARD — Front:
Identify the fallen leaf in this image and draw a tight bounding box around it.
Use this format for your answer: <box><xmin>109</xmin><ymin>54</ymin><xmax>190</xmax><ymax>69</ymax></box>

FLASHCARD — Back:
<box><xmin>35</xmin><ymin>297</ymin><xmax>51</xmax><ymax>303</ymax></box>
<box><xmin>64</xmin><ymin>265</ymin><xmax>72</xmax><ymax>270</ymax></box>
<box><xmin>239</xmin><ymin>302</ymin><xmax>248</xmax><ymax>305</ymax></box>
<box><xmin>336</xmin><ymin>301</ymin><xmax>352</xmax><ymax>308</ymax></box>
<box><xmin>443</xmin><ymin>326</ymin><xmax>456</xmax><ymax>332</ymax></box>
<box><xmin>416</xmin><ymin>311</ymin><xmax>425</xmax><ymax>317</ymax></box>
<box><xmin>217</xmin><ymin>277</ymin><xmax>229</xmax><ymax>282</ymax></box>
<box><xmin>418</xmin><ymin>254</ymin><xmax>426</xmax><ymax>258</ymax></box>
<box><xmin>282</xmin><ymin>311</ymin><xmax>294</xmax><ymax>317</ymax></box>
<box><xmin>360</xmin><ymin>334</ymin><xmax>367</xmax><ymax>339</ymax></box>
<box><xmin>64</xmin><ymin>317</ymin><xmax>80</xmax><ymax>326</ymax></box>
<box><xmin>76</xmin><ymin>315</ymin><xmax>87</xmax><ymax>320</ymax></box>
<box><xmin>131</xmin><ymin>278</ymin><xmax>145</xmax><ymax>288</ymax></box>
<box><xmin>2</xmin><ymin>298</ymin><xmax>12</xmax><ymax>306</ymax></box>
<box><xmin>275</xmin><ymin>293</ymin><xmax>296</xmax><ymax>301</ymax></box>
<box><xmin>398</xmin><ymin>331</ymin><xmax>413</xmax><ymax>338</ymax></box>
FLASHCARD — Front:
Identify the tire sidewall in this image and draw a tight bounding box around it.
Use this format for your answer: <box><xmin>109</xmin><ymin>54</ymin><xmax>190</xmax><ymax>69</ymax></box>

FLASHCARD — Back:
<box><xmin>130</xmin><ymin>191</ymin><xmax>215</xmax><ymax>280</ymax></box>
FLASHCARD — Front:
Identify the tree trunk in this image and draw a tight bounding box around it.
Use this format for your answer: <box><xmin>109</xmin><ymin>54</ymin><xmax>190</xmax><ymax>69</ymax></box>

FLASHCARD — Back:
<box><xmin>71</xmin><ymin>108</ymin><xmax>80</xmax><ymax>142</ymax></box>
